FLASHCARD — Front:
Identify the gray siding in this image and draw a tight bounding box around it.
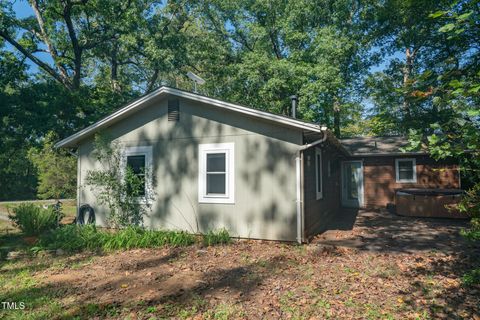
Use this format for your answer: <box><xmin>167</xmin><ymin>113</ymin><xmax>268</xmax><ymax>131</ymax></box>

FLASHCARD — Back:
<box><xmin>303</xmin><ymin>143</ymin><xmax>343</xmax><ymax>239</ymax></box>
<box><xmin>78</xmin><ymin>96</ymin><xmax>303</xmax><ymax>241</ymax></box>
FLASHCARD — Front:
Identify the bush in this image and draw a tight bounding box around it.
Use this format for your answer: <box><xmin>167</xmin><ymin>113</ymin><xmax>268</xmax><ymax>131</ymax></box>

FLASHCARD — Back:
<box><xmin>9</xmin><ymin>203</ymin><xmax>63</xmax><ymax>236</ymax></box>
<box><xmin>36</xmin><ymin>225</ymin><xmax>196</xmax><ymax>252</ymax></box>
<box><xmin>462</xmin><ymin>268</ymin><xmax>480</xmax><ymax>286</ymax></box>
<box><xmin>203</xmin><ymin>229</ymin><xmax>231</xmax><ymax>246</ymax></box>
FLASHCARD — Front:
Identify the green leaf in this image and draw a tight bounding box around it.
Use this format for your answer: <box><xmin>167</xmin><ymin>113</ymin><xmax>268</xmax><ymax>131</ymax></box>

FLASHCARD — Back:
<box><xmin>468</xmin><ymin>85</ymin><xmax>480</xmax><ymax>93</ymax></box>
<box><xmin>449</xmin><ymin>79</ymin><xmax>463</xmax><ymax>88</ymax></box>
<box><xmin>429</xmin><ymin>11</ymin><xmax>447</xmax><ymax>18</ymax></box>
<box><xmin>457</xmin><ymin>11</ymin><xmax>473</xmax><ymax>21</ymax></box>
<box><xmin>427</xmin><ymin>134</ymin><xmax>439</xmax><ymax>145</ymax></box>
<box><xmin>439</xmin><ymin>23</ymin><xmax>455</xmax><ymax>33</ymax></box>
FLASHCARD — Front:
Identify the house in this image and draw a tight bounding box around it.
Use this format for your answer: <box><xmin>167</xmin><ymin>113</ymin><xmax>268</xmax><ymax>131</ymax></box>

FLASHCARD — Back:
<box><xmin>340</xmin><ymin>136</ymin><xmax>461</xmax><ymax>209</ymax></box>
<box><xmin>56</xmin><ymin>86</ymin><xmax>461</xmax><ymax>243</ymax></box>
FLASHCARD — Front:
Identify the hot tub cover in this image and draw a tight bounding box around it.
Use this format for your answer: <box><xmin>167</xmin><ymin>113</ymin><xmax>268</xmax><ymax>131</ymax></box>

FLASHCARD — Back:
<box><xmin>396</xmin><ymin>188</ymin><xmax>464</xmax><ymax>196</ymax></box>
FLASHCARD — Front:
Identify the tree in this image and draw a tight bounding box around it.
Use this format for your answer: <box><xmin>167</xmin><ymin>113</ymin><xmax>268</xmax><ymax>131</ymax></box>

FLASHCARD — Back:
<box><xmin>85</xmin><ymin>135</ymin><xmax>155</xmax><ymax>227</ymax></box>
<box><xmin>188</xmin><ymin>0</ymin><xmax>373</xmax><ymax>136</ymax></box>
<box><xmin>0</xmin><ymin>0</ymin><xmax>192</xmax><ymax>93</ymax></box>
<box><xmin>28</xmin><ymin>131</ymin><xmax>77</xmax><ymax>199</ymax></box>
<box><xmin>365</xmin><ymin>0</ymin><xmax>453</xmax><ymax>135</ymax></box>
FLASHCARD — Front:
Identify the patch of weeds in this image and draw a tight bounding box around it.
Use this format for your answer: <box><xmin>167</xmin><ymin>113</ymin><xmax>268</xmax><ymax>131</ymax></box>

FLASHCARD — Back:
<box><xmin>176</xmin><ymin>294</ymin><xmax>206</xmax><ymax>319</ymax></box>
<box><xmin>299</xmin><ymin>264</ymin><xmax>314</xmax><ymax>279</ymax></box>
<box><xmin>344</xmin><ymin>297</ymin><xmax>356</xmax><ymax>308</ymax></box>
<box><xmin>363</xmin><ymin>303</ymin><xmax>395</xmax><ymax>320</ymax></box>
<box><xmin>202</xmin><ymin>229</ymin><xmax>231</xmax><ymax>246</ymax></box>
<box><xmin>256</xmin><ymin>258</ymin><xmax>268</xmax><ymax>268</ymax></box>
<box><xmin>240</xmin><ymin>253</ymin><xmax>251</xmax><ymax>264</ymax></box>
<box><xmin>279</xmin><ymin>291</ymin><xmax>303</xmax><ymax>319</ymax></box>
<box><xmin>71</xmin><ymin>257</ymin><xmax>95</xmax><ymax>270</ymax></box>
<box><xmin>315</xmin><ymin>299</ymin><xmax>332</xmax><ymax>318</ymax></box>
<box><xmin>293</xmin><ymin>244</ymin><xmax>307</xmax><ymax>256</ymax></box>
<box><xmin>375</xmin><ymin>262</ymin><xmax>401</xmax><ymax>279</ymax></box>
<box><xmin>205</xmin><ymin>302</ymin><xmax>244</xmax><ymax>320</ymax></box>
<box><xmin>462</xmin><ymin>268</ymin><xmax>480</xmax><ymax>286</ymax></box>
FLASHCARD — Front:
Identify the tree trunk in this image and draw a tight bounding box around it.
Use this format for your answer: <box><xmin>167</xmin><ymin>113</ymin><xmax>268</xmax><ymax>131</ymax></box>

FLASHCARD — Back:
<box><xmin>333</xmin><ymin>97</ymin><xmax>341</xmax><ymax>137</ymax></box>
<box><xmin>403</xmin><ymin>47</ymin><xmax>414</xmax><ymax>120</ymax></box>
<box><xmin>111</xmin><ymin>44</ymin><xmax>121</xmax><ymax>92</ymax></box>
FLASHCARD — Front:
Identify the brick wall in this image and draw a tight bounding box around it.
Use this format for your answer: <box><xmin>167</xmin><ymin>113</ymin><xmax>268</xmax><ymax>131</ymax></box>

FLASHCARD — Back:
<box><xmin>357</xmin><ymin>155</ymin><xmax>460</xmax><ymax>208</ymax></box>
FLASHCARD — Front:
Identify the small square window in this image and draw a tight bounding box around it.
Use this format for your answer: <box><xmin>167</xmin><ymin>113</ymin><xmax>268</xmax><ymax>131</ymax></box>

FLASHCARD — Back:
<box><xmin>123</xmin><ymin>146</ymin><xmax>153</xmax><ymax>203</ymax></box>
<box><xmin>395</xmin><ymin>158</ymin><xmax>417</xmax><ymax>183</ymax></box>
<box><xmin>126</xmin><ymin>155</ymin><xmax>146</xmax><ymax>196</ymax></box>
<box><xmin>199</xmin><ymin>143</ymin><xmax>235</xmax><ymax>204</ymax></box>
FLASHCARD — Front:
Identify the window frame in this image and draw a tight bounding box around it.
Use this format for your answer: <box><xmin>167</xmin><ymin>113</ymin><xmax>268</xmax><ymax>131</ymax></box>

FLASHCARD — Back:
<box><xmin>198</xmin><ymin>143</ymin><xmax>235</xmax><ymax>204</ymax></box>
<box><xmin>395</xmin><ymin>158</ymin><xmax>417</xmax><ymax>183</ymax></box>
<box><xmin>123</xmin><ymin>146</ymin><xmax>153</xmax><ymax>204</ymax></box>
<box><xmin>315</xmin><ymin>148</ymin><xmax>323</xmax><ymax>200</ymax></box>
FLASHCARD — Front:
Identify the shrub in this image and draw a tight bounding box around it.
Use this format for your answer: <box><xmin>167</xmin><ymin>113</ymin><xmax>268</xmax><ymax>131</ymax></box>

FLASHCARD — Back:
<box><xmin>203</xmin><ymin>229</ymin><xmax>231</xmax><ymax>246</ymax></box>
<box><xmin>462</xmin><ymin>268</ymin><xmax>480</xmax><ymax>286</ymax></box>
<box><xmin>9</xmin><ymin>203</ymin><xmax>63</xmax><ymax>236</ymax></box>
<box><xmin>84</xmin><ymin>135</ymin><xmax>155</xmax><ymax>228</ymax></box>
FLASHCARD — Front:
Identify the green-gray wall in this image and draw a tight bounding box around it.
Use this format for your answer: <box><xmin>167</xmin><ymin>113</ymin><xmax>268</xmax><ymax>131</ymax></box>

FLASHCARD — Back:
<box><xmin>77</xmin><ymin>95</ymin><xmax>304</xmax><ymax>241</ymax></box>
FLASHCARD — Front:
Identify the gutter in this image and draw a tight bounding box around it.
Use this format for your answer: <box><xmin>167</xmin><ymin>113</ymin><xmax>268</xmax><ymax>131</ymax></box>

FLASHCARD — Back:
<box><xmin>295</xmin><ymin>130</ymin><xmax>328</xmax><ymax>244</ymax></box>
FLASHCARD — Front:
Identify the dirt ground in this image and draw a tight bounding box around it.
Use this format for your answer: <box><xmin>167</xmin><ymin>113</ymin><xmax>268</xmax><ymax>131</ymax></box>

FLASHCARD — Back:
<box><xmin>2</xmin><ymin>210</ymin><xmax>480</xmax><ymax>319</ymax></box>
<box><xmin>34</xmin><ymin>241</ymin><xmax>479</xmax><ymax>319</ymax></box>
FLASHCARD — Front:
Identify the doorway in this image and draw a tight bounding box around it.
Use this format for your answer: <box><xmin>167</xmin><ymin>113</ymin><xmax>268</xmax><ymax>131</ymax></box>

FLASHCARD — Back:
<box><xmin>341</xmin><ymin>161</ymin><xmax>364</xmax><ymax>208</ymax></box>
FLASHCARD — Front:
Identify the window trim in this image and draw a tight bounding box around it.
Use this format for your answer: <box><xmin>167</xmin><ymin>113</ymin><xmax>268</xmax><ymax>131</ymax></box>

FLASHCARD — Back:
<box><xmin>395</xmin><ymin>158</ymin><xmax>417</xmax><ymax>183</ymax></box>
<box><xmin>123</xmin><ymin>146</ymin><xmax>153</xmax><ymax>204</ymax></box>
<box><xmin>198</xmin><ymin>143</ymin><xmax>235</xmax><ymax>204</ymax></box>
<box><xmin>315</xmin><ymin>148</ymin><xmax>323</xmax><ymax>200</ymax></box>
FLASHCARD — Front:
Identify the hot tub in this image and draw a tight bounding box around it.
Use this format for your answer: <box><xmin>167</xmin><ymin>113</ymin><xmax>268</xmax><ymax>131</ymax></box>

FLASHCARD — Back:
<box><xmin>395</xmin><ymin>188</ymin><xmax>467</xmax><ymax>219</ymax></box>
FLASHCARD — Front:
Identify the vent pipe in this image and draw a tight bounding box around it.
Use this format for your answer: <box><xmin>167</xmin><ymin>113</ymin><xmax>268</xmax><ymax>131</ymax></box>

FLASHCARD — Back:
<box><xmin>290</xmin><ymin>95</ymin><xmax>298</xmax><ymax>118</ymax></box>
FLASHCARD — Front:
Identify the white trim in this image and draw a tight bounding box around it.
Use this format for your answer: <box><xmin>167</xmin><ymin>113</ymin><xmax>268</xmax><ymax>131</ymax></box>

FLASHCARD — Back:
<box><xmin>55</xmin><ymin>86</ymin><xmax>321</xmax><ymax>148</ymax></box>
<box><xmin>122</xmin><ymin>146</ymin><xmax>153</xmax><ymax>204</ymax></box>
<box><xmin>315</xmin><ymin>148</ymin><xmax>323</xmax><ymax>200</ymax></box>
<box><xmin>395</xmin><ymin>158</ymin><xmax>417</xmax><ymax>183</ymax></box>
<box><xmin>198</xmin><ymin>143</ymin><xmax>235</xmax><ymax>204</ymax></box>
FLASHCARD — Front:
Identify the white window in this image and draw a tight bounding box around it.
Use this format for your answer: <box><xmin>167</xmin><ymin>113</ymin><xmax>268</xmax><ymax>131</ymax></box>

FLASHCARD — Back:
<box><xmin>315</xmin><ymin>148</ymin><xmax>323</xmax><ymax>200</ymax></box>
<box><xmin>123</xmin><ymin>146</ymin><xmax>153</xmax><ymax>203</ymax></box>
<box><xmin>198</xmin><ymin>143</ymin><xmax>235</xmax><ymax>204</ymax></box>
<box><xmin>395</xmin><ymin>158</ymin><xmax>417</xmax><ymax>183</ymax></box>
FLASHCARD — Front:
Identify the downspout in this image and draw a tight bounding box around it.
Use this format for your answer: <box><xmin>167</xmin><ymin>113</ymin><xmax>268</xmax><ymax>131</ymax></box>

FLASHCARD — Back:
<box><xmin>296</xmin><ymin>130</ymin><xmax>328</xmax><ymax>243</ymax></box>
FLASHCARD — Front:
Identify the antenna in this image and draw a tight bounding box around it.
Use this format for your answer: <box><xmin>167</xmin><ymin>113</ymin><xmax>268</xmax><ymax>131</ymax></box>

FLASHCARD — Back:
<box><xmin>186</xmin><ymin>71</ymin><xmax>205</xmax><ymax>93</ymax></box>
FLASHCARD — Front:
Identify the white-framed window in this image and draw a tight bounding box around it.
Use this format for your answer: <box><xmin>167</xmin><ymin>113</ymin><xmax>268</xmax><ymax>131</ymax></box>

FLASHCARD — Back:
<box><xmin>198</xmin><ymin>143</ymin><xmax>235</xmax><ymax>204</ymax></box>
<box><xmin>123</xmin><ymin>146</ymin><xmax>153</xmax><ymax>203</ymax></box>
<box><xmin>315</xmin><ymin>148</ymin><xmax>323</xmax><ymax>200</ymax></box>
<box><xmin>395</xmin><ymin>158</ymin><xmax>417</xmax><ymax>183</ymax></box>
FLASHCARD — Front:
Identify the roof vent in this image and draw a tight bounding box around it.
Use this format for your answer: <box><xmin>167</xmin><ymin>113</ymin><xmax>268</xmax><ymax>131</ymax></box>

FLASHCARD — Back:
<box><xmin>168</xmin><ymin>99</ymin><xmax>179</xmax><ymax>121</ymax></box>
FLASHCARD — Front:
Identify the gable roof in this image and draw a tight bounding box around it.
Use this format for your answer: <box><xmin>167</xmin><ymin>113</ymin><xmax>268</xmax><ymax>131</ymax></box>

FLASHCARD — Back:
<box><xmin>55</xmin><ymin>86</ymin><xmax>323</xmax><ymax>148</ymax></box>
<box><xmin>340</xmin><ymin>136</ymin><xmax>427</xmax><ymax>156</ymax></box>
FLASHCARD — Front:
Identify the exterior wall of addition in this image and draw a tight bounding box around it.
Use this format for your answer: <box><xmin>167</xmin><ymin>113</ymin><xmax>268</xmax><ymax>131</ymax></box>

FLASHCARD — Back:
<box><xmin>356</xmin><ymin>156</ymin><xmax>460</xmax><ymax>208</ymax></box>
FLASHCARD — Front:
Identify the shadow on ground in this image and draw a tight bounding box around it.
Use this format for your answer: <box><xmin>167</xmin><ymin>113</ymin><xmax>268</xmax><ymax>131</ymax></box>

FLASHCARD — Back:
<box><xmin>314</xmin><ymin>208</ymin><xmax>476</xmax><ymax>253</ymax></box>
